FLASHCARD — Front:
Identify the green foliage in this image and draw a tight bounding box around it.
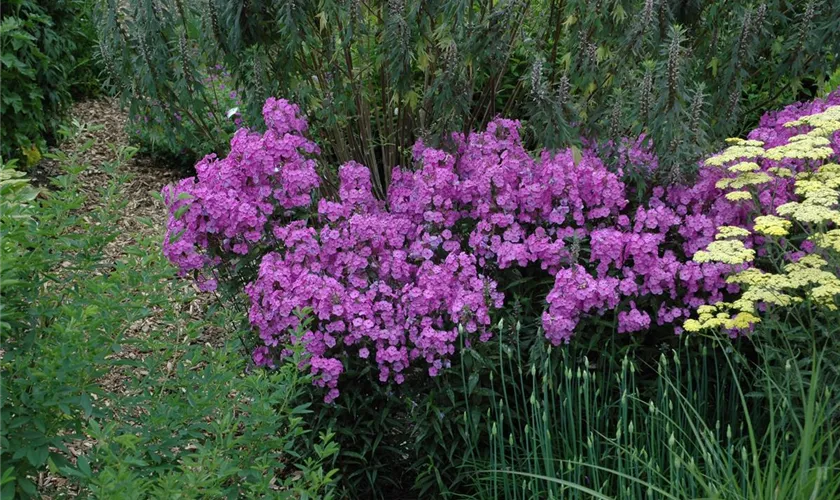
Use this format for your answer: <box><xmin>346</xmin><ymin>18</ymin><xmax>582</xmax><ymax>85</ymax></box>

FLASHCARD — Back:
<box><xmin>0</xmin><ymin>125</ymin><xmax>140</xmax><ymax>498</ymax></box>
<box><xmin>466</xmin><ymin>321</ymin><xmax>840</xmax><ymax>499</ymax></box>
<box><xmin>101</xmin><ymin>0</ymin><xmax>839</xmax><ymax>184</ymax></box>
<box><xmin>0</xmin><ymin>159</ymin><xmax>41</xmax><ymax>333</ymax></box>
<box><xmin>819</xmin><ymin>67</ymin><xmax>840</xmax><ymax>97</ymax></box>
<box><xmin>71</xmin><ymin>349</ymin><xmax>339</xmax><ymax>499</ymax></box>
<box><xmin>0</xmin><ymin>128</ymin><xmax>338</xmax><ymax>498</ymax></box>
<box><xmin>0</xmin><ymin>0</ymin><xmax>101</xmax><ymax>162</ymax></box>
<box><xmin>96</xmin><ymin>0</ymin><xmax>244</xmax><ymax>163</ymax></box>
<box><xmin>301</xmin><ymin>297</ymin><xmax>840</xmax><ymax>498</ymax></box>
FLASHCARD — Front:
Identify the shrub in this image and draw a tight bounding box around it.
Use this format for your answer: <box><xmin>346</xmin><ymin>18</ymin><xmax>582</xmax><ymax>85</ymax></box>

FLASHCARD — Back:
<box><xmin>0</xmin><ymin>0</ymin><xmax>101</xmax><ymax>162</ymax></box>
<box><xmin>161</xmin><ymin>89</ymin><xmax>840</xmax><ymax>495</ymax></box>
<box><xmin>162</xmin><ymin>93</ymin><xmax>837</xmax><ymax>400</ymax></box>
<box><xmin>75</xmin><ymin>344</ymin><xmax>339</xmax><ymax>499</ymax></box>
<box><xmin>104</xmin><ymin>0</ymin><xmax>839</xmax><ymax>180</ymax></box>
<box><xmin>1</xmin><ymin>128</ymin><xmax>138</xmax><ymax>498</ymax></box>
<box><xmin>0</xmin><ymin>159</ymin><xmax>40</xmax><ymax>332</ymax></box>
<box><xmin>95</xmin><ymin>0</ymin><xmax>245</xmax><ymax>162</ymax></box>
<box><xmin>125</xmin><ymin>64</ymin><xmax>244</xmax><ymax>163</ymax></box>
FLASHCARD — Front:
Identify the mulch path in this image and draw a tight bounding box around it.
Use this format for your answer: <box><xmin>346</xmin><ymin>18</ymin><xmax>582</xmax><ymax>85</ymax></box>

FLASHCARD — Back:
<box><xmin>35</xmin><ymin>98</ymin><xmax>221</xmax><ymax>497</ymax></box>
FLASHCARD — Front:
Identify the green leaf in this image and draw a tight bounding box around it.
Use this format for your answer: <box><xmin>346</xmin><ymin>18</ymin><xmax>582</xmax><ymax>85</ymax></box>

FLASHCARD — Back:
<box><xmin>26</xmin><ymin>446</ymin><xmax>49</xmax><ymax>468</ymax></box>
<box><xmin>18</xmin><ymin>476</ymin><xmax>37</xmax><ymax>496</ymax></box>
<box><xmin>174</xmin><ymin>205</ymin><xmax>189</xmax><ymax>220</ymax></box>
<box><xmin>467</xmin><ymin>372</ymin><xmax>479</xmax><ymax>396</ymax></box>
<box><xmin>76</xmin><ymin>455</ymin><xmax>92</xmax><ymax>477</ymax></box>
<box><xmin>80</xmin><ymin>393</ymin><xmax>93</xmax><ymax>418</ymax></box>
<box><xmin>0</xmin><ymin>480</ymin><xmax>15</xmax><ymax>500</ymax></box>
<box><xmin>0</xmin><ymin>467</ymin><xmax>16</xmax><ymax>486</ymax></box>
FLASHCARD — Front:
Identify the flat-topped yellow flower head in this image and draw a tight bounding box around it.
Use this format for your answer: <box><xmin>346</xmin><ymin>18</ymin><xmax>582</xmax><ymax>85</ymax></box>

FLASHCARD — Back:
<box><xmin>705</xmin><ymin>145</ymin><xmax>766</xmax><ymax>167</ymax></box>
<box><xmin>725</xmin><ymin>190</ymin><xmax>752</xmax><ymax>201</ymax></box>
<box><xmin>777</xmin><ymin>202</ymin><xmax>840</xmax><ymax>225</ymax></box>
<box><xmin>765</xmin><ymin>135</ymin><xmax>834</xmax><ymax>161</ymax></box>
<box><xmin>768</xmin><ymin>166</ymin><xmax>793</xmax><ymax>178</ymax></box>
<box><xmin>693</xmin><ymin>239</ymin><xmax>755</xmax><ymax>265</ymax></box>
<box><xmin>784</xmin><ymin>105</ymin><xmax>840</xmax><ymax>136</ymax></box>
<box><xmin>752</xmin><ymin>215</ymin><xmax>791</xmax><ymax>237</ymax></box>
<box><xmin>809</xmin><ymin>229</ymin><xmax>840</xmax><ymax>252</ymax></box>
<box><xmin>727</xmin><ymin>162</ymin><xmax>760</xmax><ymax>173</ymax></box>
<box><xmin>716</xmin><ymin>172</ymin><xmax>773</xmax><ymax>190</ymax></box>
<box><xmin>715</xmin><ymin>226</ymin><xmax>752</xmax><ymax>239</ymax></box>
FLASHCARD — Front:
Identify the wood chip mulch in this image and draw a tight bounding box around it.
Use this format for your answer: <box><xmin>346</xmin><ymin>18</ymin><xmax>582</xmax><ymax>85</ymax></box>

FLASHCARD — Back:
<box><xmin>35</xmin><ymin>98</ymin><xmax>224</xmax><ymax>497</ymax></box>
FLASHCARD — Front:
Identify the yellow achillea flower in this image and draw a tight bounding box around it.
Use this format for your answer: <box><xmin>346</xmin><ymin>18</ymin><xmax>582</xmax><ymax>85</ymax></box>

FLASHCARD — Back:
<box><xmin>683</xmin><ymin>319</ymin><xmax>702</xmax><ymax>332</ymax></box>
<box><xmin>793</xmin><ymin>178</ymin><xmax>823</xmax><ymax>193</ymax></box>
<box><xmin>716</xmin><ymin>172</ymin><xmax>773</xmax><ymax>190</ymax></box>
<box><xmin>715</xmin><ymin>226</ymin><xmax>751</xmax><ymax>239</ymax></box>
<box><xmin>802</xmin><ymin>187</ymin><xmax>839</xmax><ymax>206</ymax></box>
<box><xmin>810</xmin><ymin>283</ymin><xmax>840</xmax><ymax>311</ymax></box>
<box><xmin>693</xmin><ymin>240</ymin><xmax>755</xmax><ymax>265</ymax></box>
<box><xmin>784</xmin><ymin>105</ymin><xmax>840</xmax><ymax>136</ymax></box>
<box><xmin>725</xmin><ymin>138</ymin><xmax>765</xmax><ymax>147</ymax></box>
<box><xmin>818</xmin><ymin>163</ymin><xmax>840</xmax><ymax>175</ymax></box>
<box><xmin>726</xmin><ymin>311</ymin><xmax>761</xmax><ymax>329</ymax></box>
<box><xmin>752</xmin><ymin>215</ymin><xmax>791</xmax><ymax>237</ymax></box>
<box><xmin>727</xmin><ymin>270</ymin><xmax>797</xmax><ymax>310</ymax></box>
<box><xmin>810</xmin><ymin>164</ymin><xmax>840</xmax><ymax>189</ymax></box>
<box><xmin>741</xmin><ymin>288</ymin><xmax>799</xmax><ymax>308</ymax></box>
<box><xmin>776</xmin><ymin>202</ymin><xmax>840</xmax><ymax>225</ymax></box>
<box><xmin>727</xmin><ymin>162</ymin><xmax>760</xmax><ymax>173</ymax></box>
<box><xmin>810</xmin><ymin>229</ymin><xmax>840</xmax><ymax>252</ymax></box>
<box><xmin>786</xmin><ymin>253</ymin><xmax>826</xmax><ymax>269</ymax></box>
<box><xmin>682</xmin><ymin>305</ymin><xmax>761</xmax><ymax>331</ymax></box>
<box><xmin>768</xmin><ymin>166</ymin><xmax>793</xmax><ymax>178</ymax></box>
<box><xmin>705</xmin><ymin>145</ymin><xmax>766</xmax><ymax>167</ymax></box>
<box><xmin>725</xmin><ymin>191</ymin><xmax>752</xmax><ymax>201</ymax></box>
<box><xmin>726</xmin><ymin>267</ymin><xmax>778</xmax><ymax>287</ymax></box>
<box><xmin>697</xmin><ymin>305</ymin><xmax>718</xmax><ymax>315</ymax></box>
<box><xmin>765</xmin><ymin>135</ymin><xmax>834</xmax><ymax>161</ymax></box>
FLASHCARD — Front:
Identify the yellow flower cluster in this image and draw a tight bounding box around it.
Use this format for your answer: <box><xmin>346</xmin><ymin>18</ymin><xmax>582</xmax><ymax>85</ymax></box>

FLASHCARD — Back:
<box><xmin>784</xmin><ymin>105</ymin><xmax>840</xmax><ymax>136</ymax></box>
<box><xmin>685</xmin><ymin>254</ymin><xmax>840</xmax><ymax>332</ymax></box>
<box><xmin>692</xmin><ymin>239</ymin><xmax>755</xmax><ymax>265</ymax></box>
<box><xmin>715</xmin><ymin>226</ymin><xmax>751</xmax><ymax>240</ymax></box>
<box><xmin>765</xmin><ymin>135</ymin><xmax>834</xmax><ymax>161</ymax></box>
<box><xmin>684</xmin><ymin>106</ymin><xmax>840</xmax><ymax>333</ymax></box>
<box><xmin>715</xmin><ymin>171</ymin><xmax>772</xmax><ymax>190</ymax></box>
<box><xmin>752</xmin><ymin>215</ymin><xmax>791</xmax><ymax>237</ymax></box>
<box><xmin>776</xmin><ymin>165</ymin><xmax>840</xmax><ymax>223</ymax></box>
<box><xmin>683</xmin><ymin>308</ymin><xmax>761</xmax><ymax>333</ymax></box>
<box><xmin>810</xmin><ymin>229</ymin><xmax>840</xmax><ymax>252</ymax></box>
<box><xmin>704</xmin><ymin>144</ymin><xmax>765</xmax><ymax>167</ymax></box>
<box><xmin>725</xmin><ymin>191</ymin><xmax>752</xmax><ymax>201</ymax></box>
<box><xmin>768</xmin><ymin>166</ymin><xmax>793</xmax><ymax>178</ymax></box>
<box><xmin>727</xmin><ymin>161</ymin><xmax>760</xmax><ymax>173</ymax></box>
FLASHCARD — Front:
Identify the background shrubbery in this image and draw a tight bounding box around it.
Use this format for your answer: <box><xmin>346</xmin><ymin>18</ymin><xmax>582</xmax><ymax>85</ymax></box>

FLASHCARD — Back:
<box><xmin>102</xmin><ymin>0</ymin><xmax>839</xmax><ymax>182</ymax></box>
<box><xmin>0</xmin><ymin>0</ymin><xmax>101</xmax><ymax>163</ymax></box>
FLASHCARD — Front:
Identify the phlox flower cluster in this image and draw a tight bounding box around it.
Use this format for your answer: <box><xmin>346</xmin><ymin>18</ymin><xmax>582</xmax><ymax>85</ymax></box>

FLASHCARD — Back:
<box><xmin>162</xmin><ymin>91</ymin><xmax>839</xmax><ymax>401</ymax></box>
<box><xmin>161</xmin><ymin>98</ymin><xmax>320</xmax><ymax>290</ymax></box>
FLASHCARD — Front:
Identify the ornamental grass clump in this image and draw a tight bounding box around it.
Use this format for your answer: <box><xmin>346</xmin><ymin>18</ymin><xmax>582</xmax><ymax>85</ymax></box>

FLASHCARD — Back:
<box><xmin>163</xmin><ymin>91</ymin><xmax>839</xmax><ymax>402</ymax></box>
<box><xmin>685</xmin><ymin>97</ymin><xmax>840</xmax><ymax>333</ymax></box>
